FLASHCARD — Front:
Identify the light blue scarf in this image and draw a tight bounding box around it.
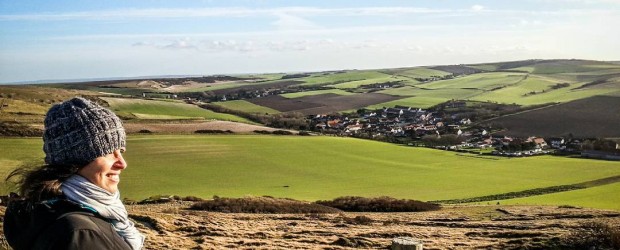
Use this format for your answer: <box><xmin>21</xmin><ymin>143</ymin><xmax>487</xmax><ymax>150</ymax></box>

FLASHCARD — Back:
<box><xmin>61</xmin><ymin>175</ymin><xmax>144</xmax><ymax>250</ymax></box>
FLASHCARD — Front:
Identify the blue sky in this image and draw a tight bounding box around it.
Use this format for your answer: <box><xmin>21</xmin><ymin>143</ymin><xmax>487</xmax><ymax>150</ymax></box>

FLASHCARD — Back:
<box><xmin>1</xmin><ymin>0</ymin><xmax>619</xmax><ymax>83</ymax></box>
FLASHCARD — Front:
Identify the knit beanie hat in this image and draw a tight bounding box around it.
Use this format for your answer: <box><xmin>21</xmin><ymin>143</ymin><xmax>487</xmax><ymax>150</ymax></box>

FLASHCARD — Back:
<box><xmin>43</xmin><ymin>97</ymin><xmax>126</xmax><ymax>166</ymax></box>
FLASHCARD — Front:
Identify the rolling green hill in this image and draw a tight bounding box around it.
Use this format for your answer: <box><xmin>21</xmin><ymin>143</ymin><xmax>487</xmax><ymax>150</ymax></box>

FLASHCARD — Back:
<box><xmin>2</xmin><ymin>135</ymin><xmax>619</xmax><ymax>210</ymax></box>
<box><xmin>383</xmin><ymin>67</ymin><xmax>453</xmax><ymax>80</ymax></box>
<box><xmin>419</xmin><ymin>72</ymin><xmax>527</xmax><ymax>91</ymax></box>
<box><xmin>299</xmin><ymin>70</ymin><xmax>391</xmax><ymax>86</ymax></box>
<box><xmin>280</xmin><ymin>89</ymin><xmax>354</xmax><ymax>98</ymax></box>
<box><xmin>102</xmin><ymin>97</ymin><xmax>253</xmax><ymax>122</ymax></box>
<box><xmin>33</xmin><ymin>59</ymin><xmax>620</xmax><ymax>114</ymax></box>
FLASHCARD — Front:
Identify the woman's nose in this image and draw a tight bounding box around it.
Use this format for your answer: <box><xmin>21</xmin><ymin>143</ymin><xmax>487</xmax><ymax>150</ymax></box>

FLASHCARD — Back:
<box><xmin>114</xmin><ymin>150</ymin><xmax>128</xmax><ymax>169</ymax></box>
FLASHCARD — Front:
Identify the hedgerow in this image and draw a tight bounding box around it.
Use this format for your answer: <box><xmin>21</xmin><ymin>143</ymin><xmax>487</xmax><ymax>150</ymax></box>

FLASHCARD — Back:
<box><xmin>190</xmin><ymin>196</ymin><xmax>341</xmax><ymax>214</ymax></box>
<box><xmin>315</xmin><ymin>196</ymin><xmax>441</xmax><ymax>212</ymax></box>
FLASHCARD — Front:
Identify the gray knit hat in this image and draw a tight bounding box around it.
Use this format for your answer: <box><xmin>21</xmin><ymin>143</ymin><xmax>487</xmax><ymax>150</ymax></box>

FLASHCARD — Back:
<box><xmin>43</xmin><ymin>97</ymin><xmax>126</xmax><ymax>166</ymax></box>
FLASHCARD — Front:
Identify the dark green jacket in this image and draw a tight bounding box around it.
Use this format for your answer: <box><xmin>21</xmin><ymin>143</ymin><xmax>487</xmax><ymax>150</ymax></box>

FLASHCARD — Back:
<box><xmin>4</xmin><ymin>198</ymin><xmax>132</xmax><ymax>250</ymax></box>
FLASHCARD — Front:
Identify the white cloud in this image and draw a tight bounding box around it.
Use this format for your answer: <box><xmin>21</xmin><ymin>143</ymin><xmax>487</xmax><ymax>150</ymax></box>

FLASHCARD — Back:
<box><xmin>199</xmin><ymin>39</ymin><xmax>262</xmax><ymax>53</ymax></box>
<box><xmin>130</xmin><ymin>38</ymin><xmax>199</xmax><ymax>50</ymax></box>
<box><xmin>271</xmin><ymin>13</ymin><xmax>320</xmax><ymax>30</ymax></box>
<box><xmin>131</xmin><ymin>41</ymin><xmax>153</xmax><ymax>47</ymax></box>
<box><xmin>471</xmin><ymin>5</ymin><xmax>485</xmax><ymax>11</ymax></box>
<box><xmin>162</xmin><ymin>39</ymin><xmax>198</xmax><ymax>50</ymax></box>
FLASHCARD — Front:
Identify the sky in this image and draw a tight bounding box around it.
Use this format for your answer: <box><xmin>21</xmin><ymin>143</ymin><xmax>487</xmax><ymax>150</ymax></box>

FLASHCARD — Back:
<box><xmin>1</xmin><ymin>0</ymin><xmax>619</xmax><ymax>83</ymax></box>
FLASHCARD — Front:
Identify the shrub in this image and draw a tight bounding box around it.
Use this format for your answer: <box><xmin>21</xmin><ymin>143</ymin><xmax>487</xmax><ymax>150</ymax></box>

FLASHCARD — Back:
<box><xmin>138</xmin><ymin>195</ymin><xmax>204</xmax><ymax>204</ymax></box>
<box><xmin>0</xmin><ymin>121</ymin><xmax>43</xmax><ymax>136</ymax></box>
<box><xmin>190</xmin><ymin>196</ymin><xmax>341</xmax><ymax>214</ymax></box>
<box><xmin>195</xmin><ymin>129</ymin><xmax>233</xmax><ymax>134</ymax></box>
<box><xmin>272</xmin><ymin>130</ymin><xmax>293</xmax><ymax>135</ymax></box>
<box><xmin>138</xmin><ymin>195</ymin><xmax>174</xmax><ymax>204</ymax></box>
<box><xmin>341</xmin><ymin>215</ymin><xmax>374</xmax><ymax>225</ymax></box>
<box><xmin>253</xmin><ymin>130</ymin><xmax>272</xmax><ymax>134</ymax></box>
<box><xmin>315</xmin><ymin>196</ymin><xmax>441</xmax><ymax>212</ymax></box>
<box><xmin>122</xmin><ymin>198</ymin><xmax>137</xmax><ymax>205</ymax></box>
<box><xmin>138</xmin><ymin>129</ymin><xmax>152</xmax><ymax>133</ymax></box>
<box><xmin>558</xmin><ymin>221</ymin><xmax>620</xmax><ymax>250</ymax></box>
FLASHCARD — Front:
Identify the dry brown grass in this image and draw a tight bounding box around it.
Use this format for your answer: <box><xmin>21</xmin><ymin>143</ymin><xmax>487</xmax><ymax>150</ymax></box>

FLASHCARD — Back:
<box><xmin>3</xmin><ymin>202</ymin><xmax>620</xmax><ymax>249</ymax></box>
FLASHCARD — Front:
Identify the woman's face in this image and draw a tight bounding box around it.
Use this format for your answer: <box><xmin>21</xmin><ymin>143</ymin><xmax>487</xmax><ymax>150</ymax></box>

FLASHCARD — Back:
<box><xmin>78</xmin><ymin>149</ymin><xmax>127</xmax><ymax>193</ymax></box>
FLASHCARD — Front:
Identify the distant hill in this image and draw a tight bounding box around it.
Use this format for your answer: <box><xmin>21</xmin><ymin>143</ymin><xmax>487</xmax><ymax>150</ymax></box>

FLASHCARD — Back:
<box><xmin>2</xmin><ymin>58</ymin><xmax>619</xmax><ymax>137</ymax></box>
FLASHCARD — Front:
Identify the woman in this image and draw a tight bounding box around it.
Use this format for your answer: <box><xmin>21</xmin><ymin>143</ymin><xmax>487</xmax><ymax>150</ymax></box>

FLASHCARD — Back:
<box><xmin>4</xmin><ymin>97</ymin><xmax>144</xmax><ymax>250</ymax></box>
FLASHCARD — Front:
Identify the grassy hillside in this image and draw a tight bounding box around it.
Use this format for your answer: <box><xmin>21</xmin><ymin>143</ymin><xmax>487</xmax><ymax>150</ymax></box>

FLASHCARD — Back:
<box><xmin>368</xmin><ymin>60</ymin><xmax>620</xmax><ymax>108</ymax></box>
<box><xmin>299</xmin><ymin>71</ymin><xmax>390</xmax><ymax>86</ymax></box>
<box><xmin>280</xmin><ymin>89</ymin><xmax>354</xmax><ymax>98</ymax></box>
<box><xmin>102</xmin><ymin>97</ymin><xmax>253</xmax><ymax>122</ymax></box>
<box><xmin>384</xmin><ymin>67</ymin><xmax>453</xmax><ymax>80</ymax></box>
<box><xmin>27</xmin><ymin>59</ymin><xmax>620</xmax><ymax>116</ymax></box>
<box><xmin>0</xmin><ymin>85</ymin><xmax>98</xmax><ymax>124</ymax></box>
<box><xmin>2</xmin><ymin>135</ymin><xmax>619</xmax><ymax>210</ymax></box>
<box><xmin>419</xmin><ymin>72</ymin><xmax>527</xmax><ymax>91</ymax></box>
<box><xmin>328</xmin><ymin>75</ymin><xmax>411</xmax><ymax>89</ymax></box>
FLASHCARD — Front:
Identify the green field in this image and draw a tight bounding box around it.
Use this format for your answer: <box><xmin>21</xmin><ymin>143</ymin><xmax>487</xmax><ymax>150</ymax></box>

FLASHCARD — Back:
<box><xmin>467</xmin><ymin>64</ymin><xmax>499</xmax><ymax>72</ymax></box>
<box><xmin>390</xmin><ymin>67</ymin><xmax>453</xmax><ymax>79</ymax></box>
<box><xmin>178</xmin><ymin>80</ymin><xmax>268</xmax><ymax>93</ymax></box>
<box><xmin>371</xmin><ymin>69</ymin><xmax>620</xmax><ymax>107</ymax></box>
<box><xmin>530</xmin><ymin>60</ymin><xmax>620</xmax><ymax>74</ymax></box>
<box><xmin>469</xmin><ymin>75</ymin><xmax>565</xmax><ymax>104</ymax></box>
<box><xmin>471</xmin><ymin>81</ymin><xmax>620</xmax><ymax>106</ymax></box>
<box><xmin>280</xmin><ymin>89</ymin><xmax>354</xmax><ymax>98</ymax></box>
<box><xmin>328</xmin><ymin>75</ymin><xmax>411</xmax><ymax>89</ymax></box>
<box><xmin>212</xmin><ymin>100</ymin><xmax>280</xmax><ymax>114</ymax></box>
<box><xmin>300</xmin><ymin>71</ymin><xmax>390</xmax><ymax>86</ymax></box>
<box><xmin>1</xmin><ymin>135</ymin><xmax>619</xmax><ymax>210</ymax></box>
<box><xmin>421</xmin><ymin>72</ymin><xmax>527</xmax><ymax>91</ymax></box>
<box><xmin>102</xmin><ymin>97</ymin><xmax>252</xmax><ymax>122</ymax></box>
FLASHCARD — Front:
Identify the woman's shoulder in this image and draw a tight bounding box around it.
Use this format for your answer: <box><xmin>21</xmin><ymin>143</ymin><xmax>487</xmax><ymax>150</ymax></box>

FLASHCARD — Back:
<box><xmin>40</xmin><ymin>212</ymin><xmax>133</xmax><ymax>250</ymax></box>
<box><xmin>4</xmin><ymin>197</ymin><xmax>131</xmax><ymax>250</ymax></box>
<box><xmin>54</xmin><ymin>211</ymin><xmax>107</xmax><ymax>230</ymax></box>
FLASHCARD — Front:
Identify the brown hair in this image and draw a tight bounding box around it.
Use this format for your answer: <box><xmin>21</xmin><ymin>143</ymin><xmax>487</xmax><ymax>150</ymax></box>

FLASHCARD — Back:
<box><xmin>6</xmin><ymin>164</ymin><xmax>79</xmax><ymax>202</ymax></box>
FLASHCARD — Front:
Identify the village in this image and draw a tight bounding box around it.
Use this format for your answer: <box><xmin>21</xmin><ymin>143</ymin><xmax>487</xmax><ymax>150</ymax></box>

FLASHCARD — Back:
<box><xmin>306</xmin><ymin>104</ymin><xmax>620</xmax><ymax>161</ymax></box>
